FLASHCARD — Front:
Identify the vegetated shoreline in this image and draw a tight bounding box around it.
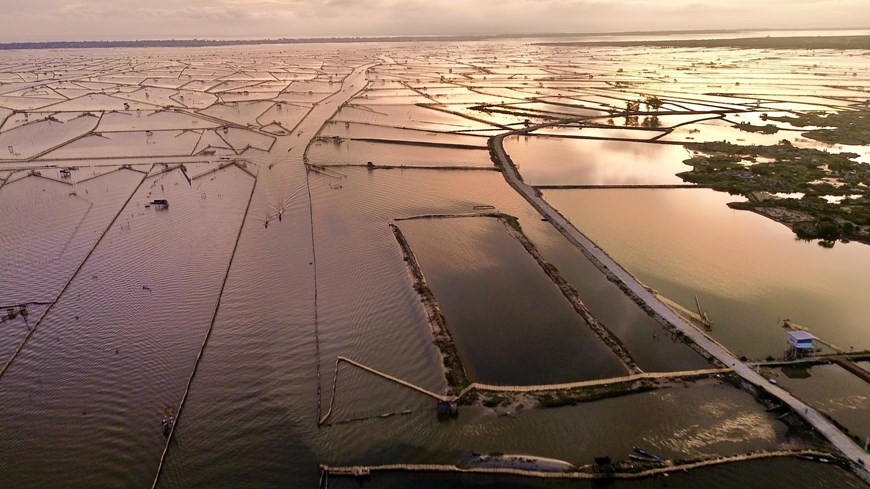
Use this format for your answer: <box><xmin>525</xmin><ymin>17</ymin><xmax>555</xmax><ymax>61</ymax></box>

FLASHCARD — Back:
<box><xmin>539</xmin><ymin>34</ymin><xmax>870</xmax><ymax>50</ymax></box>
<box><xmin>0</xmin><ymin>28</ymin><xmax>864</xmax><ymax>50</ymax></box>
<box><xmin>678</xmin><ymin>135</ymin><xmax>870</xmax><ymax>247</ymax></box>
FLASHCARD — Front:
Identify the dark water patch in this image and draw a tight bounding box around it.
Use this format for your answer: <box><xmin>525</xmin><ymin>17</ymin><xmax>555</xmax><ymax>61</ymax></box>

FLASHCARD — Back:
<box><xmin>776</xmin><ymin>364</ymin><xmax>870</xmax><ymax>444</ymax></box>
<box><xmin>401</xmin><ymin>217</ymin><xmax>633</xmax><ymax>385</ymax></box>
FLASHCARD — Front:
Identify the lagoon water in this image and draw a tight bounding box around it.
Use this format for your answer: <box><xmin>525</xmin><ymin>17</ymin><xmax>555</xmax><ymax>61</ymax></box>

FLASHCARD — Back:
<box><xmin>543</xmin><ymin>188</ymin><xmax>870</xmax><ymax>358</ymax></box>
<box><xmin>505</xmin><ymin>135</ymin><xmax>692</xmax><ymax>186</ymax></box>
<box><xmin>1</xmin><ymin>36</ymin><xmax>869</xmax><ymax>487</ymax></box>
<box><xmin>400</xmin><ymin>216</ymin><xmax>628</xmax><ymax>384</ymax></box>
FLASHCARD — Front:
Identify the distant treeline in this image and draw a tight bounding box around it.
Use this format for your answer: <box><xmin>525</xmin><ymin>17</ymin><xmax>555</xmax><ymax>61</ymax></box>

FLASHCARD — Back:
<box><xmin>0</xmin><ymin>37</ymin><xmax>481</xmax><ymax>50</ymax></box>
<box><xmin>0</xmin><ymin>29</ymin><xmax>782</xmax><ymax>51</ymax></box>
<box><xmin>539</xmin><ymin>35</ymin><xmax>870</xmax><ymax>50</ymax></box>
<box><xmin>4</xmin><ymin>30</ymin><xmax>868</xmax><ymax>51</ymax></box>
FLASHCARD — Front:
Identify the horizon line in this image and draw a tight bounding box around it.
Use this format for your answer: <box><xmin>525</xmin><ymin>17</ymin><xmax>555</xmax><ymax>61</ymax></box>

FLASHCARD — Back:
<box><xmin>2</xmin><ymin>26</ymin><xmax>869</xmax><ymax>49</ymax></box>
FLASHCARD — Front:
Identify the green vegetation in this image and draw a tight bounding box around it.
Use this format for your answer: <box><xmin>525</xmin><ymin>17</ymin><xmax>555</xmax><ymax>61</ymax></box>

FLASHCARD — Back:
<box><xmin>767</xmin><ymin>111</ymin><xmax>870</xmax><ymax>146</ymax></box>
<box><xmin>540</xmin><ymin>35</ymin><xmax>870</xmax><ymax>50</ymax></box>
<box><xmin>644</xmin><ymin>96</ymin><xmax>663</xmax><ymax>111</ymax></box>
<box><xmin>735</xmin><ymin>122</ymin><xmax>780</xmax><ymax>134</ymax></box>
<box><xmin>496</xmin><ymin>213</ymin><xmax>523</xmax><ymax>234</ymax></box>
<box><xmin>481</xmin><ymin>395</ymin><xmax>510</xmax><ymax>408</ymax></box>
<box><xmin>679</xmin><ymin>140</ymin><xmax>870</xmax><ymax>246</ymax></box>
<box><xmin>534</xmin><ymin>379</ymin><xmax>658</xmax><ymax>407</ymax></box>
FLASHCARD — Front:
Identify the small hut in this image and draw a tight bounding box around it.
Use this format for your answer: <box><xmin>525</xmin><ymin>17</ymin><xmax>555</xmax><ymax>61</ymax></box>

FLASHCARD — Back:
<box><xmin>787</xmin><ymin>331</ymin><xmax>814</xmax><ymax>351</ymax></box>
<box><xmin>786</xmin><ymin>331</ymin><xmax>814</xmax><ymax>359</ymax></box>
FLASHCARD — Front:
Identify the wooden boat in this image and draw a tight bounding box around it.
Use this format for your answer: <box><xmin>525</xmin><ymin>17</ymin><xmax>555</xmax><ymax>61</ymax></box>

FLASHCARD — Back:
<box><xmin>162</xmin><ymin>406</ymin><xmax>174</xmax><ymax>436</ymax></box>
<box><xmin>633</xmin><ymin>447</ymin><xmax>664</xmax><ymax>462</ymax></box>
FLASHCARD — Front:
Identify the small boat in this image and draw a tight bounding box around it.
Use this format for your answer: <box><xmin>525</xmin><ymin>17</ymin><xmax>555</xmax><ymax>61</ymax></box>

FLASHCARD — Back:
<box><xmin>463</xmin><ymin>453</ymin><xmax>575</xmax><ymax>472</ymax></box>
<box><xmin>630</xmin><ymin>454</ymin><xmax>663</xmax><ymax>463</ymax></box>
<box><xmin>633</xmin><ymin>447</ymin><xmax>664</xmax><ymax>462</ymax></box>
<box><xmin>798</xmin><ymin>454</ymin><xmax>833</xmax><ymax>463</ymax></box>
<box><xmin>162</xmin><ymin>406</ymin><xmax>174</xmax><ymax>437</ymax></box>
<box><xmin>769</xmin><ymin>378</ymin><xmax>778</xmax><ymax>385</ymax></box>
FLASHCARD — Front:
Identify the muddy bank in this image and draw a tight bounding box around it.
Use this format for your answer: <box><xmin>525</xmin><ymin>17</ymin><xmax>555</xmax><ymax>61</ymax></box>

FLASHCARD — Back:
<box><xmin>390</xmin><ymin>224</ymin><xmax>470</xmax><ymax>392</ymax></box>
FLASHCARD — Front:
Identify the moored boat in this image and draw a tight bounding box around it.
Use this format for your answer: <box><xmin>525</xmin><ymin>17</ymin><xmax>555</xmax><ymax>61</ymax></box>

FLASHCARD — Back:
<box><xmin>463</xmin><ymin>453</ymin><xmax>576</xmax><ymax>472</ymax></box>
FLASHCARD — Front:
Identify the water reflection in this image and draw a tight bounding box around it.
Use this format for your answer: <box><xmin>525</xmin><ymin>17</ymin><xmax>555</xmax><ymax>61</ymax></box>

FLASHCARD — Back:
<box><xmin>400</xmin><ymin>217</ymin><xmax>627</xmax><ymax>384</ymax></box>
<box><xmin>505</xmin><ymin>136</ymin><xmax>692</xmax><ymax>185</ymax></box>
<box><xmin>777</xmin><ymin>364</ymin><xmax>870</xmax><ymax>443</ymax></box>
<box><xmin>543</xmin><ymin>188</ymin><xmax>870</xmax><ymax>357</ymax></box>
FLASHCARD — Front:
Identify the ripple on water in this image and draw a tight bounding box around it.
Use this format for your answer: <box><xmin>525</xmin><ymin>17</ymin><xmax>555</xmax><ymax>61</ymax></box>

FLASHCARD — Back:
<box><xmin>0</xmin><ymin>165</ymin><xmax>254</xmax><ymax>487</ymax></box>
<box><xmin>0</xmin><ymin>169</ymin><xmax>145</xmax><ymax>303</ymax></box>
<box><xmin>322</xmin><ymin>383</ymin><xmax>787</xmax><ymax>468</ymax></box>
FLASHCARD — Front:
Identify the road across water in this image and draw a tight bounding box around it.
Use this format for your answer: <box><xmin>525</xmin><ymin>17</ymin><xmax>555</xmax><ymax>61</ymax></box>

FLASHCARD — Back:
<box><xmin>491</xmin><ymin>129</ymin><xmax>870</xmax><ymax>471</ymax></box>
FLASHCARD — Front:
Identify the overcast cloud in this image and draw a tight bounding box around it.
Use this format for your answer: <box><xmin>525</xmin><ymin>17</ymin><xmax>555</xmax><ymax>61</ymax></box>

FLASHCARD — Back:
<box><xmin>1</xmin><ymin>0</ymin><xmax>867</xmax><ymax>42</ymax></box>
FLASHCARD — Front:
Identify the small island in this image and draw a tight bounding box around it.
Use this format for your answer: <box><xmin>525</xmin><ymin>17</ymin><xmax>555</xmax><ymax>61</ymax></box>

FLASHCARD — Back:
<box><xmin>679</xmin><ymin>136</ymin><xmax>870</xmax><ymax>247</ymax></box>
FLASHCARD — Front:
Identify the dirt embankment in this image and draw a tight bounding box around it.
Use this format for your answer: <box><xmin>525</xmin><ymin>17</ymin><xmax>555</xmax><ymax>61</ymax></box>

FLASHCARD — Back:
<box><xmin>495</xmin><ymin>215</ymin><xmax>641</xmax><ymax>374</ymax></box>
<box><xmin>394</xmin><ymin>211</ymin><xmax>641</xmax><ymax>378</ymax></box>
<box><xmin>390</xmin><ymin>223</ymin><xmax>470</xmax><ymax>392</ymax></box>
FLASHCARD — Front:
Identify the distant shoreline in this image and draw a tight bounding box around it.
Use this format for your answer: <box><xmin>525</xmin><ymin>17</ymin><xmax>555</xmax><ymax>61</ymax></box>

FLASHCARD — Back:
<box><xmin>0</xmin><ymin>27</ymin><xmax>867</xmax><ymax>50</ymax></box>
<box><xmin>538</xmin><ymin>34</ymin><xmax>870</xmax><ymax>50</ymax></box>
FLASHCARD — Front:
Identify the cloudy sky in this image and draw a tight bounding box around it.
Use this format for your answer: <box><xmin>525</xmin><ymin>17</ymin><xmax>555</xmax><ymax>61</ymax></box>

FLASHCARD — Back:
<box><xmin>1</xmin><ymin>0</ymin><xmax>867</xmax><ymax>42</ymax></box>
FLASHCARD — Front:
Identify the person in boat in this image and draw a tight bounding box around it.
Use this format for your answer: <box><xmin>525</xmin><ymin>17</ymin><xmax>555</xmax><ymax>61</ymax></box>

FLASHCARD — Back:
<box><xmin>162</xmin><ymin>407</ymin><xmax>174</xmax><ymax>436</ymax></box>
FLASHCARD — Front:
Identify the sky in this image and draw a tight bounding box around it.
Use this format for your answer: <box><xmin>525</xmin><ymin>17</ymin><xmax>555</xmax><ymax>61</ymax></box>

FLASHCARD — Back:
<box><xmin>1</xmin><ymin>0</ymin><xmax>868</xmax><ymax>42</ymax></box>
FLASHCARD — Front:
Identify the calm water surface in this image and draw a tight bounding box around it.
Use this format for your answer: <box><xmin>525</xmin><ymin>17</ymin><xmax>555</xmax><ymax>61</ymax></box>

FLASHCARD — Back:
<box><xmin>777</xmin><ymin>364</ymin><xmax>870</xmax><ymax>443</ymax></box>
<box><xmin>542</xmin><ymin>188</ymin><xmax>870</xmax><ymax>358</ymax></box>
<box><xmin>505</xmin><ymin>135</ymin><xmax>692</xmax><ymax>186</ymax></box>
<box><xmin>2</xmin><ymin>40</ymin><xmax>868</xmax><ymax>488</ymax></box>
<box><xmin>400</xmin><ymin>217</ymin><xmax>628</xmax><ymax>384</ymax></box>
